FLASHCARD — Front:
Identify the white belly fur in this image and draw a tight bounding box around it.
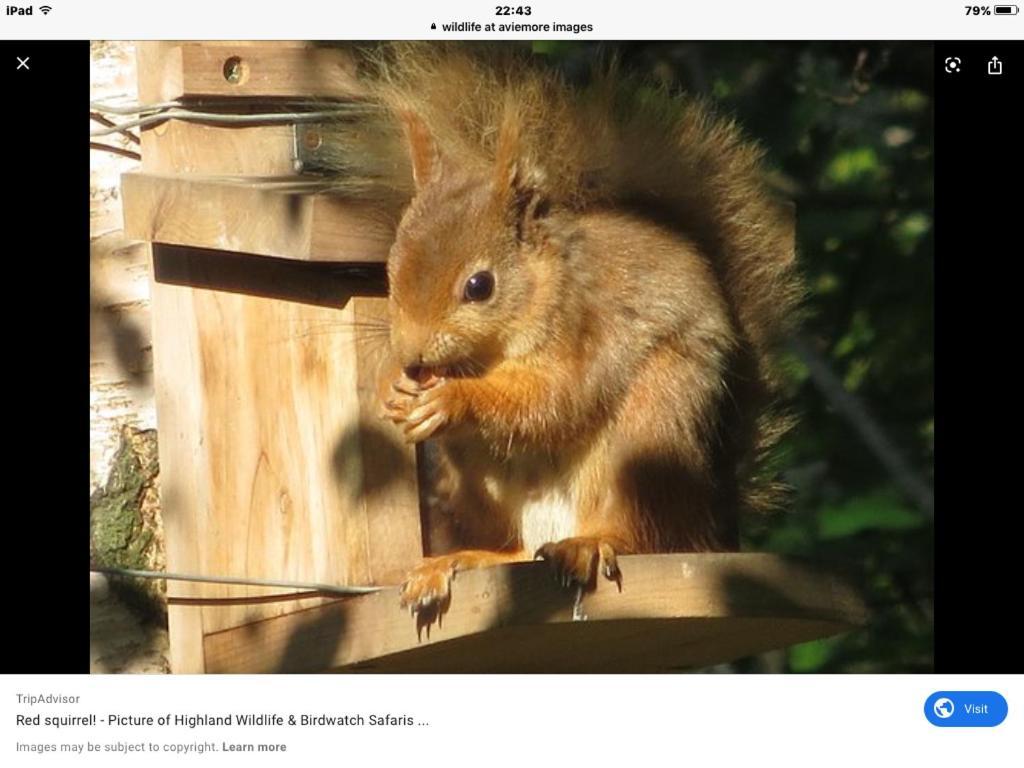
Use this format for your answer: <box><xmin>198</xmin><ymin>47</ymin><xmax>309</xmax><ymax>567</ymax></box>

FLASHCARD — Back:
<box><xmin>519</xmin><ymin>486</ymin><xmax>577</xmax><ymax>555</ymax></box>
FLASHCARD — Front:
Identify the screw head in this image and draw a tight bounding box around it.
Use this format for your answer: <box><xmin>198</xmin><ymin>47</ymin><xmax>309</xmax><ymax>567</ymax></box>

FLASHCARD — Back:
<box><xmin>223</xmin><ymin>56</ymin><xmax>246</xmax><ymax>84</ymax></box>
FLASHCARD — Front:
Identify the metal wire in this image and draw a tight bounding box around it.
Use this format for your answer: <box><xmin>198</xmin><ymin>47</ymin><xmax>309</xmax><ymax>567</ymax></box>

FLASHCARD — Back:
<box><xmin>89</xmin><ymin>99</ymin><xmax>182</xmax><ymax>115</ymax></box>
<box><xmin>91</xmin><ymin>566</ymin><xmax>382</xmax><ymax>596</ymax></box>
<box><xmin>89</xmin><ymin>109</ymin><xmax>361</xmax><ymax>137</ymax></box>
<box><xmin>89</xmin><ymin>97</ymin><xmax>380</xmax><ymax>139</ymax></box>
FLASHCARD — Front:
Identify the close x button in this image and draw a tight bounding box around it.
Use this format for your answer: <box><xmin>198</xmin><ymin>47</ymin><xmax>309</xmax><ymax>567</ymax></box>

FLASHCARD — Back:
<box><xmin>924</xmin><ymin>691</ymin><xmax>1008</xmax><ymax>727</ymax></box>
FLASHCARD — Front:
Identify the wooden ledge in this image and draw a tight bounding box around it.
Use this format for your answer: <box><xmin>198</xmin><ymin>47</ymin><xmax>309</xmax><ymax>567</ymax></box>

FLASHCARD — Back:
<box><xmin>122</xmin><ymin>172</ymin><xmax>396</xmax><ymax>263</ymax></box>
<box><xmin>201</xmin><ymin>553</ymin><xmax>867</xmax><ymax>673</ymax></box>
<box><xmin>137</xmin><ymin>42</ymin><xmax>364</xmax><ymax>103</ymax></box>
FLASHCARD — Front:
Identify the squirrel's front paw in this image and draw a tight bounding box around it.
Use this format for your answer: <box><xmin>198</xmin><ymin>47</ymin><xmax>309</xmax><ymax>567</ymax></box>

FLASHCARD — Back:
<box><xmin>399</xmin><ymin>555</ymin><xmax>458</xmax><ymax>637</ymax></box>
<box><xmin>535</xmin><ymin>537</ymin><xmax>623</xmax><ymax>592</ymax></box>
<box><xmin>382</xmin><ymin>375</ymin><xmax>457</xmax><ymax>444</ymax></box>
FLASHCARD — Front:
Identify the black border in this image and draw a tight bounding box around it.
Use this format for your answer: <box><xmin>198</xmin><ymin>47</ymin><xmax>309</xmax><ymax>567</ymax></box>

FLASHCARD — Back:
<box><xmin>933</xmin><ymin>41</ymin><xmax>1021</xmax><ymax>674</ymax></box>
<box><xmin>3</xmin><ymin>40</ymin><xmax>91</xmax><ymax>674</ymax></box>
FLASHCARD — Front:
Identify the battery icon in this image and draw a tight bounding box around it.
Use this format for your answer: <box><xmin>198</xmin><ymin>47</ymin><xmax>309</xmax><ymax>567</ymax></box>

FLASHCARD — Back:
<box><xmin>994</xmin><ymin>5</ymin><xmax>1019</xmax><ymax>13</ymax></box>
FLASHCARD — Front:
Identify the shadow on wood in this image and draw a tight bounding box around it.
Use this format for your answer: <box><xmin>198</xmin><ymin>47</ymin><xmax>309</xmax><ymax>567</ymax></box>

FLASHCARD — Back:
<box><xmin>152</xmin><ymin>244</ymin><xmax>386</xmax><ymax>308</ymax></box>
<box><xmin>201</xmin><ymin>553</ymin><xmax>867</xmax><ymax>673</ymax></box>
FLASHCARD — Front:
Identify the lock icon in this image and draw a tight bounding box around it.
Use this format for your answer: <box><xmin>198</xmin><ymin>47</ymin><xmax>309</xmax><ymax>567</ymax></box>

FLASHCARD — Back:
<box><xmin>989</xmin><ymin>57</ymin><xmax>1003</xmax><ymax>75</ymax></box>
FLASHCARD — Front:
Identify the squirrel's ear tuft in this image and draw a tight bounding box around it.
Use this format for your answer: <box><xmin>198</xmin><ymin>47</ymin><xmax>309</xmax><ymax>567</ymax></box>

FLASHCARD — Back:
<box><xmin>495</xmin><ymin>154</ymin><xmax>549</xmax><ymax>242</ymax></box>
<box><xmin>496</xmin><ymin>160</ymin><xmax>549</xmax><ymax>243</ymax></box>
<box><xmin>399</xmin><ymin>110</ymin><xmax>439</xmax><ymax>190</ymax></box>
<box><xmin>493</xmin><ymin>112</ymin><xmax>549</xmax><ymax>240</ymax></box>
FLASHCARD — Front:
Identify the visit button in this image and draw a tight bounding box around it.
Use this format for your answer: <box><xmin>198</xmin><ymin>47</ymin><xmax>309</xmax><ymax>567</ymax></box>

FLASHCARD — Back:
<box><xmin>924</xmin><ymin>691</ymin><xmax>1007</xmax><ymax>727</ymax></box>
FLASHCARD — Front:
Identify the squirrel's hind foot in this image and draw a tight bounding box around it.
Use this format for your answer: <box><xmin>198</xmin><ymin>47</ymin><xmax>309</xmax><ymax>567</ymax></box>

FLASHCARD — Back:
<box><xmin>399</xmin><ymin>556</ymin><xmax>456</xmax><ymax>640</ymax></box>
<box><xmin>399</xmin><ymin>549</ymin><xmax>529</xmax><ymax>638</ymax></box>
<box><xmin>534</xmin><ymin>536</ymin><xmax>623</xmax><ymax>594</ymax></box>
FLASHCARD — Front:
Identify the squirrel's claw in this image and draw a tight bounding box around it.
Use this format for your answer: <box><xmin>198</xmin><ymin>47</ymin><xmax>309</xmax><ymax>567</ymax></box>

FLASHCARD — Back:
<box><xmin>383</xmin><ymin>376</ymin><xmax>453</xmax><ymax>443</ymax></box>
<box><xmin>399</xmin><ymin>556</ymin><xmax>457</xmax><ymax>640</ymax></box>
<box><xmin>399</xmin><ymin>382</ymin><xmax>452</xmax><ymax>443</ymax></box>
<box><xmin>535</xmin><ymin>537</ymin><xmax>623</xmax><ymax>594</ymax></box>
<box><xmin>381</xmin><ymin>394</ymin><xmax>412</xmax><ymax>423</ymax></box>
<box><xmin>403</xmin><ymin>409</ymin><xmax>448</xmax><ymax>443</ymax></box>
<box><xmin>391</xmin><ymin>378</ymin><xmax>420</xmax><ymax>397</ymax></box>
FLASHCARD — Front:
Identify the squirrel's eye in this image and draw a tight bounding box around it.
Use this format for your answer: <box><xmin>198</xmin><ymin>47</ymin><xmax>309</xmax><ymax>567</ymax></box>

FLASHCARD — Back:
<box><xmin>463</xmin><ymin>271</ymin><xmax>495</xmax><ymax>302</ymax></box>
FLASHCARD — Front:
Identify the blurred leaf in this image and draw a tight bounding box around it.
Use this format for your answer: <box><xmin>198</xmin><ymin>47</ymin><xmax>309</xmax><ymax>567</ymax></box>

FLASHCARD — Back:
<box><xmin>789</xmin><ymin>638</ymin><xmax>834</xmax><ymax>672</ymax></box>
<box><xmin>834</xmin><ymin>310</ymin><xmax>875</xmax><ymax>358</ymax></box>
<box><xmin>763</xmin><ymin>525</ymin><xmax>814</xmax><ymax>555</ymax></box>
<box><xmin>823</xmin><ymin>147</ymin><xmax>884</xmax><ymax>186</ymax></box>
<box><xmin>843</xmin><ymin>357</ymin><xmax>872</xmax><ymax>391</ymax></box>
<box><xmin>531</xmin><ymin>41</ymin><xmax>580</xmax><ymax>57</ymax></box>
<box><xmin>891</xmin><ymin>212</ymin><xmax>931</xmax><ymax>255</ymax></box>
<box><xmin>818</xmin><ymin>490</ymin><xmax>923</xmax><ymax>539</ymax></box>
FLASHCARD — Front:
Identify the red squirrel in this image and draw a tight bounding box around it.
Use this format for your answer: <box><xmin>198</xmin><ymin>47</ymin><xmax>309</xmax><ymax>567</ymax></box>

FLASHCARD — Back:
<box><xmin>327</xmin><ymin>44</ymin><xmax>802</xmax><ymax>619</ymax></box>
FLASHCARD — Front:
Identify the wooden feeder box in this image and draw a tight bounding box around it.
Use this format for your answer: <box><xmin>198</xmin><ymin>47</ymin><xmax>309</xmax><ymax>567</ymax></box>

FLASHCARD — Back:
<box><xmin>122</xmin><ymin>41</ymin><xmax>866</xmax><ymax>674</ymax></box>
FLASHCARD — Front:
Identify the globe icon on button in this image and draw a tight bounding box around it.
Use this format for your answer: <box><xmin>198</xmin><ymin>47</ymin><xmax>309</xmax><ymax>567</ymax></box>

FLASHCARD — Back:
<box><xmin>934</xmin><ymin>698</ymin><xmax>955</xmax><ymax>719</ymax></box>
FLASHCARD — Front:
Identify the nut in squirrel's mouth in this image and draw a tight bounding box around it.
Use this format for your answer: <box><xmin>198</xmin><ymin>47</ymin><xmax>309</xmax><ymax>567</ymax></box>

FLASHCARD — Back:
<box><xmin>406</xmin><ymin>359</ymin><xmax>485</xmax><ymax>384</ymax></box>
<box><xmin>406</xmin><ymin>365</ymin><xmax>455</xmax><ymax>385</ymax></box>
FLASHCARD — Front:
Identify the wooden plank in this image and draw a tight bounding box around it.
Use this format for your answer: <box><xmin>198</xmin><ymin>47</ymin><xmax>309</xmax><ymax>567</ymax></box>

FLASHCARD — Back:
<box><xmin>147</xmin><ymin>245</ymin><xmax>421</xmax><ymax>640</ymax></box>
<box><xmin>141</xmin><ymin>121</ymin><xmax>298</xmax><ymax>176</ymax></box>
<box><xmin>148</xmin><ymin>243</ymin><xmax>208</xmax><ymax>673</ymax></box>
<box><xmin>122</xmin><ymin>173</ymin><xmax>396</xmax><ymax>263</ymax></box>
<box><xmin>137</xmin><ymin>41</ymin><xmax>363</xmax><ymax>102</ymax></box>
<box><xmin>201</xmin><ymin>553</ymin><xmax>867</xmax><ymax>673</ymax></box>
<box><xmin>353</xmin><ymin>299</ymin><xmax>424</xmax><ymax>585</ymax></box>
<box><xmin>135</xmin><ymin>42</ymin><xmax>183</xmax><ymax>106</ymax></box>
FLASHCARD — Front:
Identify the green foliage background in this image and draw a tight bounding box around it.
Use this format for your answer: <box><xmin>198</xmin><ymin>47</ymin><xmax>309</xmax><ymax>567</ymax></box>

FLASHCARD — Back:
<box><xmin>536</xmin><ymin>42</ymin><xmax>935</xmax><ymax>672</ymax></box>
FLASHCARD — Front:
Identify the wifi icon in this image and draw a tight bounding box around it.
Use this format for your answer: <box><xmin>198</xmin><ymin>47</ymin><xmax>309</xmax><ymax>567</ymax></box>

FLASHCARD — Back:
<box><xmin>39</xmin><ymin>4</ymin><xmax>52</xmax><ymax>13</ymax></box>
